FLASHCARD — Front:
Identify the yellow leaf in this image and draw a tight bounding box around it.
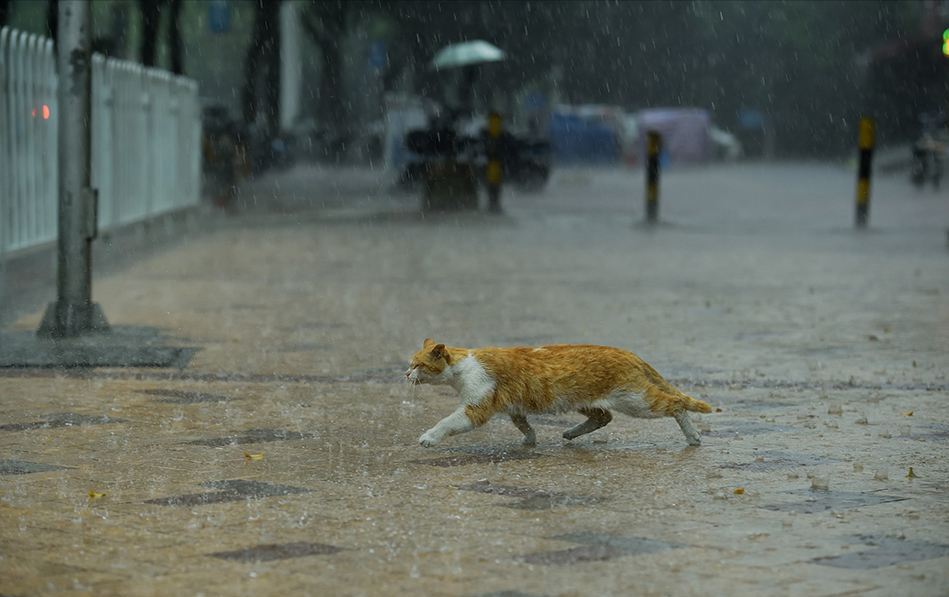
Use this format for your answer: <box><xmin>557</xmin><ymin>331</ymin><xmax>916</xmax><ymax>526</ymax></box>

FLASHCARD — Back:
<box><xmin>243</xmin><ymin>452</ymin><xmax>264</xmax><ymax>461</ymax></box>
<box><xmin>733</xmin><ymin>487</ymin><xmax>745</xmax><ymax>495</ymax></box>
<box><xmin>88</xmin><ymin>490</ymin><xmax>106</xmax><ymax>499</ymax></box>
<box><xmin>903</xmin><ymin>411</ymin><xmax>913</xmax><ymax>417</ymax></box>
<box><xmin>907</xmin><ymin>467</ymin><xmax>918</xmax><ymax>479</ymax></box>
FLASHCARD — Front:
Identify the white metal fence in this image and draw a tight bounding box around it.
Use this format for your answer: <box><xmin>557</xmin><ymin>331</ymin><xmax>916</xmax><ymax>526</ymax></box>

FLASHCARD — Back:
<box><xmin>0</xmin><ymin>26</ymin><xmax>200</xmax><ymax>260</ymax></box>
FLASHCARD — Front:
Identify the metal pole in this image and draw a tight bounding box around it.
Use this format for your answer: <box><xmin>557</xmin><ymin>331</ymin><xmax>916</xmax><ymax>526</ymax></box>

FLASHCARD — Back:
<box><xmin>37</xmin><ymin>0</ymin><xmax>108</xmax><ymax>337</ymax></box>
<box><xmin>645</xmin><ymin>130</ymin><xmax>661</xmax><ymax>223</ymax></box>
<box><xmin>855</xmin><ymin>117</ymin><xmax>875</xmax><ymax>229</ymax></box>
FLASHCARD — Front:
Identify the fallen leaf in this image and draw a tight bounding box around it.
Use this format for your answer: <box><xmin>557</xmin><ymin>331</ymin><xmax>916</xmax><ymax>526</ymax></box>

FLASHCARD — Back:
<box><xmin>88</xmin><ymin>490</ymin><xmax>106</xmax><ymax>499</ymax></box>
<box><xmin>244</xmin><ymin>452</ymin><xmax>264</xmax><ymax>462</ymax></box>
<box><xmin>903</xmin><ymin>411</ymin><xmax>913</xmax><ymax>417</ymax></box>
<box><xmin>733</xmin><ymin>487</ymin><xmax>745</xmax><ymax>495</ymax></box>
<box><xmin>906</xmin><ymin>467</ymin><xmax>918</xmax><ymax>479</ymax></box>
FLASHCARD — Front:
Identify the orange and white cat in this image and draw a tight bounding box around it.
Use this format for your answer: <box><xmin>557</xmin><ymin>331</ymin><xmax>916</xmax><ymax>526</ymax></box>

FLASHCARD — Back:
<box><xmin>406</xmin><ymin>339</ymin><xmax>712</xmax><ymax>447</ymax></box>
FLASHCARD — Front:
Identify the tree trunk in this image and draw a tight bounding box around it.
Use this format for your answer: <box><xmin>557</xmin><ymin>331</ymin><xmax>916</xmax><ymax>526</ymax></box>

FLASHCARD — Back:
<box><xmin>168</xmin><ymin>0</ymin><xmax>184</xmax><ymax>75</ymax></box>
<box><xmin>46</xmin><ymin>0</ymin><xmax>59</xmax><ymax>44</ymax></box>
<box><xmin>139</xmin><ymin>0</ymin><xmax>162</xmax><ymax>68</ymax></box>
<box><xmin>0</xmin><ymin>0</ymin><xmax>11</xmax><ymax>29</ymax></box>
<box><xmin>241</xmin><ymin>0</ymin><xmax>280</xmax><ymax>131</ymax></box>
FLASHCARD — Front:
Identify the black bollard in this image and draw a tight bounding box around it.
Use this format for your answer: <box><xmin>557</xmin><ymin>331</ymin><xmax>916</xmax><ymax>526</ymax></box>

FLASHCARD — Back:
<box><xmin>645</xmin><ymin>130</ymin><xmax>661</xmax><ymax>223</ymax></box>
<box><xmin>855</xmin><ymin>117</ymin><xmax>875</xmax><ymax>228</ymax></box>
<box><xmin>485</xmin><ymin>112</ymin><xmax>503</xmax><ymax>213</ymax></box>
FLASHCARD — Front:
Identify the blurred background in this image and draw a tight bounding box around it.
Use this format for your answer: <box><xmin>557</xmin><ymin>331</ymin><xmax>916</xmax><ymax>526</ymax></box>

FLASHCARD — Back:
<box><xmin>4</xmin><ymin>0</ymin><xmax>948</xmax><ymax>179</ymax></box>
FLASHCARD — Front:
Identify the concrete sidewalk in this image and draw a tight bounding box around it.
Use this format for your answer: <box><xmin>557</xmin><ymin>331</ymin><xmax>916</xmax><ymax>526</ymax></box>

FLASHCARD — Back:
<box><xmin>1</xmin><ymin>163</ymin><xmax>948</xmax><ymax>596</ymax></box>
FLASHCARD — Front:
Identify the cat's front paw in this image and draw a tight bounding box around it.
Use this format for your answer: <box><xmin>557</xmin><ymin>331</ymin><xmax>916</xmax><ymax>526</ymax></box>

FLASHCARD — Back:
<box><xmin>418</xmin><ymin>431</ymin><xmax>439</xmax><ymax>447</ymax></box>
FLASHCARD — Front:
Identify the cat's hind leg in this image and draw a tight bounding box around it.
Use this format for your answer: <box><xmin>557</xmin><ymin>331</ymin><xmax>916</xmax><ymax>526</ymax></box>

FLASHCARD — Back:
<box><xmin>510</xmin><ymin>413</ymin><xmax>536</xmax><ymax>447</ymax></box>
<box><xmin>562</xmin><ymin>407</ymin><xmax>612</xmax><ymax>440</ymax></box>
<box><xmin>674</xmin><ymin>410</ymin><xmax>702</xmax><ymax>446</ymax></box>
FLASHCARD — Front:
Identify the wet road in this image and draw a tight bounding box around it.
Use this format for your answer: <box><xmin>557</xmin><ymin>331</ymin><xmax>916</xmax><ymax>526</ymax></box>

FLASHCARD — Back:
<box><xmin>1</xmin><ymin>163</ymin><xmax>948</xmax><ymax>595</ymax></box>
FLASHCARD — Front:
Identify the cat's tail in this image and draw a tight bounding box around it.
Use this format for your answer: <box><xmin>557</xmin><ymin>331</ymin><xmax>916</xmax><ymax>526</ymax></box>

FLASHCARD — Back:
<box><xmin>643</xmin><ymin>385</ymin><xmax>714</xmax><ymax>415</ymax></box>
<box><xmin>673</xmin><ymin>390</ymin><xmax>713</xmax><ymax>414</ymax></box>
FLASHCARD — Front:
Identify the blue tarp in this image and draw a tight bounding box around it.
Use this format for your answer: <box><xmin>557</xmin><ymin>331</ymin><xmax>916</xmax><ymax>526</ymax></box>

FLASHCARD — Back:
<box><xmin>548</xmin><ymin>113</ymin><xmax>620</xmax><ymax>164</ymax></box>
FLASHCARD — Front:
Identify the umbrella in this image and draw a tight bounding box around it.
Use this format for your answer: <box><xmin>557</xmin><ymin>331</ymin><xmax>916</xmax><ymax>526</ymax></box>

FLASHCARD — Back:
<box><xmin>431</xmin><ymin>40</ymin><xmax>505</xmax><ymax>70</ymax></box>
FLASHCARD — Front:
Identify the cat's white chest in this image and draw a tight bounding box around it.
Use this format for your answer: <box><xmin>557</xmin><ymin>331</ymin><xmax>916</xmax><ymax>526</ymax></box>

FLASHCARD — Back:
<box><xmin>450</xmin><ymin>355</ymin><xmax>496</xmax><ymax>404</ymax></box>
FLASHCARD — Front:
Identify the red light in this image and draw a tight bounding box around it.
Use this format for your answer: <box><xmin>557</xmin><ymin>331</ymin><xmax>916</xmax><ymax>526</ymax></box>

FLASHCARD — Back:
<box><xmin>42</xmin><ymin>104</ymin><xmax>50</xmax><ymax>120</ymax></box>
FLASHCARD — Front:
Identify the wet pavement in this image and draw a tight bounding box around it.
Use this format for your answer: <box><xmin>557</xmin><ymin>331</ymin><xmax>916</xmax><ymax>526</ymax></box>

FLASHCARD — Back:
<box><xmin>1</xmin><ymin>163</ymin><xmax>948</xmax><ymax>595</ymax></box>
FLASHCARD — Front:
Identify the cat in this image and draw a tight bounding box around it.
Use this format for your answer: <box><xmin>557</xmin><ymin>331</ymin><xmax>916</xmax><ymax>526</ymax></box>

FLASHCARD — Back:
<box><xmin>406</xmin><ymin>338</ymin><xmax>713</xmax><ymax>447</ymax></box>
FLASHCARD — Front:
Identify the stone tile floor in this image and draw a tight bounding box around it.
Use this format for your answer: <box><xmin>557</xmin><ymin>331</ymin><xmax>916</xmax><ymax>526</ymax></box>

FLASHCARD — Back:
<box><xmin>1</xmin><ymin>164</ymin><xmax>948</xmax><ymax>595</ymax></box>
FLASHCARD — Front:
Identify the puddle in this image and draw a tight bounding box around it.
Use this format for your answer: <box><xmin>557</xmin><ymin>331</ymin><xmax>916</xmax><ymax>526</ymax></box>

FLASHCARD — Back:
<box><xmin>277</xmin><ymin>343</ymin><xmax>331</xmax><ymax>353</ymax></box>
<box><xmin>530</xmin><ymin>416</ymin><xmax>580</xmax><ymax>428</ymax></box>
<box><xmin>412</xmin><ymin>451</ymin><xmax>541</xmax><ymax>467</ymax></box>
<box><xmin>761</xmin><ymin>490</ymin><xmax>908</xmax><ymax>514</ymax></box>
<box><xmin>209</xmin><ymin>541</ymin><xmax>342</xmax><ymax>562</ymax></box>
<box><xmin>457</xmin><ymin>481</ymin><xmax>601</xmax><ymax>510</ymax></box>
<box><xmin>473</xmin><ymin>592</ymin><xmax>548</xmax><ymax>597</ymax></box>
<box><xmin>0</xmin><ymin>413</ymin><xmax>126</xmax><ymax>432</ymax></box>
<box><xmin>703</xmin><ymin>420</ymin><xmax>791</xmax><ymax>438</ymax></box>
<box><xmin>0</xmin><ymin>460</ymin><xmax>70</xmax><ymax>475</ymax></box>
<box><xmin>520</xmin><ymin>544</ymin><xmax>627</xmax><ymax>565</ymax></box>
<box><xmin>720</xmin><ymin>450</ymin><xmax>832</xmax><ymax>471</ymax></box>
<box><xmin>519</xmin><ymin>533</ymin><xmax>680</xmax><ymax>565</ymax></box>
<box><xmin>813</xmin><ymin>535</ymin><xmax>949</xmax><ymax>569</ymax></box>
<box><xmin>145</xmin><ymin>479</ymin><xmax>310</xmax><ymax>506</ymax></box>
<box><xmin>139</xmin><ymin>388</ymin><xmax>236</xmax><ymax>404</ymax></box>
<box><xmin>184</xmin><ymin>428</ymin><xmax>319</xmax><ymax>447</ymax></box>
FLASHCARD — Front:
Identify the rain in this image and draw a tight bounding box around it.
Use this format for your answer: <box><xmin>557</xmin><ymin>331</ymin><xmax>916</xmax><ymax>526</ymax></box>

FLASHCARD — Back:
<box><xmin>1</xmin><ymin>1</ymin><xmax>948</xmax><ymax>595</ymax></box>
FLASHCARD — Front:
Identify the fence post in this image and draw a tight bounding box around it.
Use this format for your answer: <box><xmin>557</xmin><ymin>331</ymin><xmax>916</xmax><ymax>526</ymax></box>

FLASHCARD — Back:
<box><xmin>645</xmin><ymin>130</ymin><xmax>661</xmax><ymax>223</ymax></box>
<box><xmin>855</xmin><ymin>117</ymin><xmax>874</xmax><ymax>228</ymax></box>
<box><xmin>37</xmin><ymin>0</ymin><xmax>109</xmax><ymax>337</ymax></box>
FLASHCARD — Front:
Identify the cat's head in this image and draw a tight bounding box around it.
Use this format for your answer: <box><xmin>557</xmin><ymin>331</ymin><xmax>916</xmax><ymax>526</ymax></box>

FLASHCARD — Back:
<box><xmin>405</xmin><ymin>338</ymin><xmax>453</xmax><ymax>385</ymax></box>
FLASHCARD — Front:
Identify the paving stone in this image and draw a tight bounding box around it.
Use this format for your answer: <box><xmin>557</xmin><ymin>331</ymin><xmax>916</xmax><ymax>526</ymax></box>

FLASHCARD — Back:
<box><xmin>473</xmin><ymin>592</ymin><xmax>548</xmax><ymax>597</ymax></box>
<box><xmin>0</xmin><ymin>460</ymin><xmax>69</xmax><ymax>475</ymax></box>
<box><xmin>183</xmin><ymin>428</ymin><xmax>319</xmax><ymax>447</ymax></box>
<box><xmin>278</xmin><ymin>343</ymin><xmax>331</xmax><ymax>353</ymax></box>
<box><xmin>813</xmin><ymin>535</ymin><xmax>949</xmax><ymax>569</ymax></box>
<box><xmin>900</xmin><ymin>424</ymin><xmax>949</xmax><ymax>442</ymax></box>
<box><xmin>719</xmin><ymin>450</ymin><xmax>832</xmax><ymax>471</ymax></box>
<box><xmin>139</xmin><ymin>388</ymin><xmax>236</xmax><ymax>404</ymax></box>
<box><xmin>412</xmin><ymin>451</ymin><xmax>541</xmax><ymax>467</ymax></box>
<box><xmin>519</xmin><ymin>533</ymin><xmax>680</xmax><ymax>565</ymax></box>
<box><xmin>0</xmin><ymin>413</ymin><xmax>126</xmax><ymax>432</ymax></box>
<box><xmin>145</xmin><ymin>480</ymin><xmax>310</xmax><ymax>506</ymax></box>
<box><xmin>458</xmin><ymin>481</ymin><xmax>602</xmax><ymax>510</ymax></box>
<box><xmin>519</xmin><ymin>544</ymin><xmax>627</xmax><ymax>565</ymax></box>
<box><xmin>703</xmin><ymin>419</ymin><xmax>792</xmax><ymax>438</ymax></box>
<box><xmin>0</xmin><ymin>327</ymin><xmax>195</xmax><ymax>369</ymax></box>
<box><xmin>209</xmin><ymin>541</ymin><xmax>342</xmax><ymax>562</ymax></box>
<box><xmin>761</xmin><ymin>490</ymin><xmax>909</xmax><ymax>514</ymax></box>
<box><xmin>554</xmin><ymin>532</ymin><xmax>682</xmax><ymax>552</ymax></box>
<box><xmin>530</xmin><ymin>416</ymin><xmax>579</xmax><ymax>428</ymax></box>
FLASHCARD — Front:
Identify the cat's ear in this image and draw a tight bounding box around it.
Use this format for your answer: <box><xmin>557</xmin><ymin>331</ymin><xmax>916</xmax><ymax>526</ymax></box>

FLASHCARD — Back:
<box><xmin>423</xmin><ymin>338</ymin><xmax>435</xmax><ymax>348</ymax></box>
<box><xmin>431</xmin><ymin>343</ymin><xmax>451</xmax><ymax>363</ymax></box>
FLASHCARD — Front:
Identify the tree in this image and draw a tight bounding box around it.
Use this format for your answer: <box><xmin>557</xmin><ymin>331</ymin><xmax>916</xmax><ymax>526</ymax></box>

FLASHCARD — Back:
<box><xmin>0</xmin><ymin>0</ymin><xmax>11</xmax><ymax>29</ymax></box>
<box><xmin>138</xmin><ymin>0</ymin><xmax>185</xmax><ymax>74</ymax></box>
<box><xmin>241</xmin><ymin>0</ymin><xmax>281</xmax><ymax>143</ymax></box>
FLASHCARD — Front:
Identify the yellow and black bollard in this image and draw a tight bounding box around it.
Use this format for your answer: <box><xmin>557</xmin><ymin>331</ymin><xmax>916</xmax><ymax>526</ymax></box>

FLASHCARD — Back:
<box><xmin>486</xmin><ymin>112</ymin><xmax>503</xmax><ymax>213</ymax></box>
<box><xmin>855</xmin><ymin>117</ymin><xmax>875</xmax><ymax>228</ymax></box>
<box><xmin>645</xmin><ymin>130</ymin><xmax>661</xmax><ymax>223</ymax></box>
